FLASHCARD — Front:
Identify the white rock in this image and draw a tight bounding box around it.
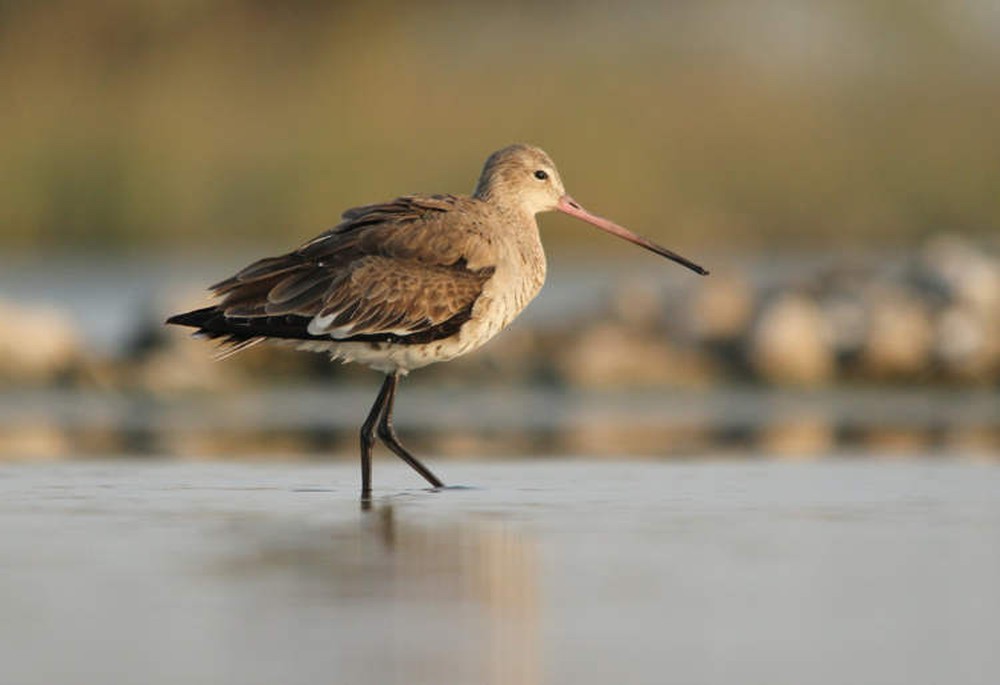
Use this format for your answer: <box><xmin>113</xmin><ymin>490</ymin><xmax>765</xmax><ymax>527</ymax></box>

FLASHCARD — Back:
<box><xmin>748</xmin><ymin>293</ymin><xmax>834</xmax><ymax>386</ymax></box>
<box><xmin>0</xmin><ymin>300</ymin><xmax>83</xmax><ymax>383</ymax></box>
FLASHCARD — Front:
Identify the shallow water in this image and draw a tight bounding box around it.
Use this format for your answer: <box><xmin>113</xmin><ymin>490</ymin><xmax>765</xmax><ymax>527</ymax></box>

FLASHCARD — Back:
<box><xmin>2</xmin><ymin>459</ymin><xmax>998</xmax><ymax>685</ymax></box>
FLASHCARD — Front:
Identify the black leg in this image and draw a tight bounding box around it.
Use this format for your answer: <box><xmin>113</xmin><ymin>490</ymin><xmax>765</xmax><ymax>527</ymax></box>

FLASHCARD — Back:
<box><xmin>359</xmin><ymin>374</ymin><xmax>395</xmax><ymax>499</ymax></box>
<box><xmin>376</xmin><ymin>373</ymin><xmax>445</xmax><ymax>488</ymax></box>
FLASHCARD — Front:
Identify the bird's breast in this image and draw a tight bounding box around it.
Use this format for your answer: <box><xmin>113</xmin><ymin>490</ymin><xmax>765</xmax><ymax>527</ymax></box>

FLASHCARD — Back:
<box><xmin>468</xmin><ymin>228</ymin><xmax>547</xmax><ymax>339</ymax></box>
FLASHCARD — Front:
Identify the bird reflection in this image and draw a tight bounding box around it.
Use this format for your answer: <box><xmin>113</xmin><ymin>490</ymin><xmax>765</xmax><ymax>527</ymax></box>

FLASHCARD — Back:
<box><xmin>365</xmin><ymin>500</ymin><xmax>542</xmax><ymax>685</ymax></box>
<box><xmin>221</xmin><ymin>499</ymin><xmax>541</xmax><ymax>684</ymax></box>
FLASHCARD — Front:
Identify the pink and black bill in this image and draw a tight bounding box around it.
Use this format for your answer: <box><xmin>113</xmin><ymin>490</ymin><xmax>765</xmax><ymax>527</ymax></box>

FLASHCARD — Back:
<box><xmin>556</xmin><ymin>195</ymin><xmax>709</xmax><ymax>276</ymax></box>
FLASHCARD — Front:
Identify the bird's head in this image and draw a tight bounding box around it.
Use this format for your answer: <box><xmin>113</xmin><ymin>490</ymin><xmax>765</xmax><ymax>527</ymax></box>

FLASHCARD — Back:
<box><xmin>474</xmin><ymin>144</ymin><xmax>709</xmax><ymax>276</ymax></box>
<box><xmin>473</xmin><ymin>143</ymin><xmax>566</xmax><ymax>215</ymax></box>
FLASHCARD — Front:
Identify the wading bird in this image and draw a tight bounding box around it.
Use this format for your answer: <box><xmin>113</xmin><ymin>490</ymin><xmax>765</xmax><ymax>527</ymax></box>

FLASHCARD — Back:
<box><xmin>167</xmin><ymin>144</ymin><xmax>708</xmax><ymax>498</ymax></box>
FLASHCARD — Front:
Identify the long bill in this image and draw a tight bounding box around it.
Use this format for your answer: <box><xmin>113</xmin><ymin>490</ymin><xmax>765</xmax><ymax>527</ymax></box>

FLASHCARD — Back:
<box><xmin>557</xmin><ymin>195</ymin><xmax>709</xmax><ymax>276</ymax></box>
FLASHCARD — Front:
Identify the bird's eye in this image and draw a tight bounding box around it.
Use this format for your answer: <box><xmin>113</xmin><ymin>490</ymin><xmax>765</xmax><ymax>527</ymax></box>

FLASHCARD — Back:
<box><xmin>534</xmin><ymin>169</ymin><xmax>549</xmax><ymax>181</ymax></box>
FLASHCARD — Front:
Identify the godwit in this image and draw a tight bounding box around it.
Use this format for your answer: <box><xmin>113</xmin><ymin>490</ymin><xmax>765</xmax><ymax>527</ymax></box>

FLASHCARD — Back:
<box><xmin>167</xmin><ymin>144</ymin><xmax>708</xmax><ymax>497</ymax></box>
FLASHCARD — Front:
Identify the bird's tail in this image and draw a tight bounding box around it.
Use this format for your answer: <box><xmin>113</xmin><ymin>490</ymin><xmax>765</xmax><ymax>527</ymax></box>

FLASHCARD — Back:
<box><xmin>165</xmin><ymin>306</ymin><xmax>216</xmax><ymax>329</ymax></box>
<box><xmin>165</xmin><ymin>306</ymin><xmax>265</xmax><ymax>359</ymax></box>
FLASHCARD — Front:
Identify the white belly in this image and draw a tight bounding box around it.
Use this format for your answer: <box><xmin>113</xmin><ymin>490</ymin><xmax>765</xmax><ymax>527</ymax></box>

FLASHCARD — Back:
<box><xmin>292</xmin><ymin>337</ymin><xmax>476</xmax><ymax>374</ymax></box>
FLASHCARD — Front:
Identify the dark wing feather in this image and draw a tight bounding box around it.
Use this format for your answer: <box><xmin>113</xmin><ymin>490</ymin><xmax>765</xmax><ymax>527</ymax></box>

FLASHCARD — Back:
<box><xmin>168</xmin><ymin>195</ymin><xmax>496</xmax><ymax>348</ymax></box>
<box><xmin>307</xmin><ymin>256</ymin><xmax>489</xmax><ymax>338</ymax></box>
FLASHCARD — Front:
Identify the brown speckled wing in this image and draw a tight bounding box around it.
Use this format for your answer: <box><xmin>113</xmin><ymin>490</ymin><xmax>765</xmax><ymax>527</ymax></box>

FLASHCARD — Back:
<box><xmin>306</xmin><ymin>256</ymin><xmax>489</xmax><ymax>338</ymax></box>
<box><xmin>181</xmin><ymin>195</ymin><xmax>495</xmax><ymax>345</ymax></box>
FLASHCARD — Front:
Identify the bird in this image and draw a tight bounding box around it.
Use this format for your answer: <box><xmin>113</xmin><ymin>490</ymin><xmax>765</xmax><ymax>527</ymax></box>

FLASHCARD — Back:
<box><xmin>166</xmin><ymin>144</ymin><xmax>708</xmax><ymax>498</ymax></box>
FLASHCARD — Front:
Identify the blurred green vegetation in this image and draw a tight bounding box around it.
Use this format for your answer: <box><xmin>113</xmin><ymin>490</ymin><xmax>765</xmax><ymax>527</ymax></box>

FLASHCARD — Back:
<box><xmin>1</xmin><ymin>0</ymin><xmax>998</xmax><ymax>252</ymax></box>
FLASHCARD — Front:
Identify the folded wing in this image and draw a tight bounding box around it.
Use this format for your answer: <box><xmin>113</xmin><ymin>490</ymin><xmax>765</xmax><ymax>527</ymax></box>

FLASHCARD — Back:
<box><xmin>167</xmin><ymin>195</ymin><xmax>495</xmax><ymax>348</ymax></box>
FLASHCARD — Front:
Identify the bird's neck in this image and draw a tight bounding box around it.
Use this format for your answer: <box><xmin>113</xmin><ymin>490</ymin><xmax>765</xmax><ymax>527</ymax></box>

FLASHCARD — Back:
<box><xmin>473</xmin><ymin>191</ymin><xmax>537</xmax><ymax>227</ymax></box>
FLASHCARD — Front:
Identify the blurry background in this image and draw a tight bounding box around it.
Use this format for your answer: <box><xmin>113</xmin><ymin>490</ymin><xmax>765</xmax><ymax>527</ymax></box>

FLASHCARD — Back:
<box><xmin>1</xmin><ymin>0</ymin><xmax>997</xmax><ymax>460</ymax></box>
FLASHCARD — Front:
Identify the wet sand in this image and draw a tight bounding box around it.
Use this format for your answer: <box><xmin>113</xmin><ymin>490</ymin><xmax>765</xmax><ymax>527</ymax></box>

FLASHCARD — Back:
<box><xmin>1</xmin><ymin>458</ymin><xmax>998</xmax><ymax>685</ymax></box>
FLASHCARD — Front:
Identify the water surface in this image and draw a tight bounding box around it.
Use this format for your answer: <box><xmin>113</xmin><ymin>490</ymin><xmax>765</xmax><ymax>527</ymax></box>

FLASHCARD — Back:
<box><xmin>2</xmin><ymin>459</ymin><xmax>997</xmax><ymax>685</ymax></box>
